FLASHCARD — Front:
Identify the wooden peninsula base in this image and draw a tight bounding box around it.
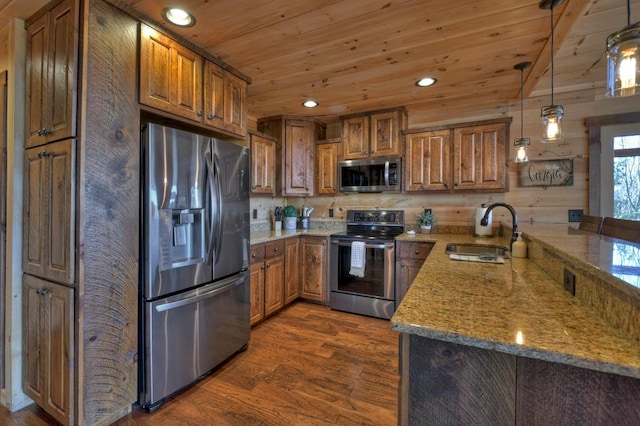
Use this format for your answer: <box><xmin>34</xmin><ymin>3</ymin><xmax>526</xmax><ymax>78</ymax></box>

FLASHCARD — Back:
<box><xmin>399</xmin><ymin>334</ymin><xmax>640</xmax><ymax>425</ymax></box>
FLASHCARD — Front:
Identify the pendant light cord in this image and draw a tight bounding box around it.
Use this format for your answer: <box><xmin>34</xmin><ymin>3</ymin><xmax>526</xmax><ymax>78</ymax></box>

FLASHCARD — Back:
<box><xmin>550</xmin><ymin>5</ymin><xmax>555</xmax><ymax>106</ymax></box>
<box><xmin>520</xmin><ymin>68</ymin><xmax>525</xmax><ymax>139</ymax></box>
<box><xmin>627</xmin><ymin>0</ymin><xmax>631</xmax><ymax>27</ymax></box>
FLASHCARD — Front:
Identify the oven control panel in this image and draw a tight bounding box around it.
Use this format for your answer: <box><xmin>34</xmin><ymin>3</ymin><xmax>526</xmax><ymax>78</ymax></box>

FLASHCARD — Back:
<box><xmin>346</xmin><ymin>210</ymin><xmax>404</xmax><ymax>226</ymax></box>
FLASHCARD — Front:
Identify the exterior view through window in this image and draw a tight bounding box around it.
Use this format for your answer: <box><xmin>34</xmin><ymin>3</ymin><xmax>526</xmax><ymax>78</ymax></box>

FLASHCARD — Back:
<box><xmin>613</xmin><ymin>134</ymin><xmax>640</xmax><ymax>221</ymax></box>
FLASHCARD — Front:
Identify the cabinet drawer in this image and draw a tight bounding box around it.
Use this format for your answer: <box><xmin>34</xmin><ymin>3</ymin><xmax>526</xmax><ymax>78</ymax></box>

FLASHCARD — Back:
<box><xmin>397</xmin><ymin>242</ymin><xmax>434</xmax><ymax>260</ymax></box>
<box><xmin>250</xmin><ymin>244</ymin><xmax>265</xmax><ymax>264</ymax></box>
<box><xmin>265</xmin><ymin>240</ymin><xmax>285</xmax><ymax>259</ymax></box>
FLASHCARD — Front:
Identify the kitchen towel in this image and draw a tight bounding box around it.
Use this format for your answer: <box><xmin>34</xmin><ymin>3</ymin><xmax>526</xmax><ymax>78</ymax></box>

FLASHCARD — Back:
<box><xmin>349</xmin><ymin>241</ymin><xmax>366</xmax><ymax>277</ymax></box>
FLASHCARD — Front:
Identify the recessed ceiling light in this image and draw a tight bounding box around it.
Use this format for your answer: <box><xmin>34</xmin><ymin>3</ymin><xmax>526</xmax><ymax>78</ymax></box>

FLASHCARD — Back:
<box><xmin>303</xmin><ymin>100</ymin><xmax>318</xmax><ymax>108</ymax></box>
<box><xmin>161</xmin><ymin>7</ymin><xmax>196</xmax><ymax>27</ymax></box>
<box><xmin>415</xmin><ymin>77</ymin><xmax>437</xmax><ymax>87</ymax></box>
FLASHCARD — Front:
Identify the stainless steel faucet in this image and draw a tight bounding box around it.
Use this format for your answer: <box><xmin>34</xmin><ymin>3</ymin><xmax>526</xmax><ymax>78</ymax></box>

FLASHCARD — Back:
<box><xmin>480</xmin><ymin>203</ymin><xmax>518</xmax><ymax>251</ymax></box>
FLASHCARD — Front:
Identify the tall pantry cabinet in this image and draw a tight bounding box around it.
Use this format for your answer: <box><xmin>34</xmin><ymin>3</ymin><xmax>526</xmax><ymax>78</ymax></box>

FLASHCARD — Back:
<box><xmin>22</xmin><ymin>0</ymin><xmax>141</xmax><ymax>425</ymax></box>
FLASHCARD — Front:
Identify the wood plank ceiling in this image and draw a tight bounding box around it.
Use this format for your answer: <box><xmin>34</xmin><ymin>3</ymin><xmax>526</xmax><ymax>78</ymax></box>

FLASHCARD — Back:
<box><xmin>2</xmin><ymin>0</ymin><xmax>637</xmax><ymax>121</ymax></box>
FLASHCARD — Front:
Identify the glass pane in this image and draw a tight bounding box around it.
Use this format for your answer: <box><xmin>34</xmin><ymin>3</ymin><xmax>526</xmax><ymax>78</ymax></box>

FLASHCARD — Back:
<box><xmin>613</xmin><ymin>154</ymin><xmax>640</xmax><ymax>220</ymax></box>
<box><xmin>613</xmin><ymin>134</ymin><xmax>640</xmax><ymax>150</ymax></box>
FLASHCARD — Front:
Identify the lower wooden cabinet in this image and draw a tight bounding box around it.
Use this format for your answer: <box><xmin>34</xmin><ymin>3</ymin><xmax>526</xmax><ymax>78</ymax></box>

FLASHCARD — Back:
<box><xmin>395</xmin><ymin>241</ymin><xmax>434</xmax><ymax>306</ymax></box>
<box><xmin>249</xmin><ymin>245</ymin><xmax>265</xmax><ymax>326</ymax></box>
<box><xmin>263</xmin><ymin>240</ymin><xmax>285</xmax><ymax>317</ymax></box>
<box><xmin>23</xmin><ymin>274</ymin><xmax>74</xmax><ymax>426</ymax></box>
<box><xmin>284</xmin><ymin>238</ymin><xmax>300</xmax><ymax>304</ymax></box>
<box><xmin>300</xmin><ymin>236</ymin><xmax>328</xmax><ymax>302</ymax></box>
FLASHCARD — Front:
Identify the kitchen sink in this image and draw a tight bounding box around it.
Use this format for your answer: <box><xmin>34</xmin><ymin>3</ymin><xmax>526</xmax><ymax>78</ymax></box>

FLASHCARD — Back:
<box><xmin>445</xmin><ymin>243</ymin><xmax>508</xmax><ymax>263</ymax></box>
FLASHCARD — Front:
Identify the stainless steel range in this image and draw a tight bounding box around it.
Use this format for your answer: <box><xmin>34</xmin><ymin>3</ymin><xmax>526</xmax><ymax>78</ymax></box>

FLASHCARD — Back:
<box><xmin>330</xmin><ymin>210</ymin><xmax>404</xmax><ymax>319</ymax></box>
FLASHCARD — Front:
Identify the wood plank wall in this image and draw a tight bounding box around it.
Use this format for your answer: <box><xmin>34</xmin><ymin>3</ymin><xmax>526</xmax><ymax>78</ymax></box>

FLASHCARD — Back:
<box><xmin>250</xmin><ymin>88</ymin><xmax>640</xmax><ymax>229</ymax></box>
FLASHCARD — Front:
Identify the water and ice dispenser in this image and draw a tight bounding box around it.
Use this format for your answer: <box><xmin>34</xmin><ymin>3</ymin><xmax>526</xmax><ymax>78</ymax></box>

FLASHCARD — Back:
<box><xmin>158</xmin><ymin>208</ymin><xmax>205</xmax><ymax>271</ymax></box>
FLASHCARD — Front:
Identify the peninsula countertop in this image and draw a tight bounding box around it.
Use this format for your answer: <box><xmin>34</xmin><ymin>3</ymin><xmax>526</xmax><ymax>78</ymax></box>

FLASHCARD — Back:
<box><xmin>391</xmin><ymin>228</ymin><xmax>640</xmax><ymax>379</ymax></box>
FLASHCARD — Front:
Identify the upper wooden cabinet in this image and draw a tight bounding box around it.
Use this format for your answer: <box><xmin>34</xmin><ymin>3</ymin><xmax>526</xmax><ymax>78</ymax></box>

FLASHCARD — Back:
<box><xmin>316</xmin><ymin>141</ymin><xmax>340</xmax><ymax>195</ymax></box>
<box><xmin>23</xmin><ymin>140</ymin><xmax>75</xmax><ymax>285</ymax></box>
<box><xmin>341</xmin><ymin>108</ymin><xmax>407</xmax><ymax>160</ymax></box>
<box><xmin>405</xmin><ymin>120</ymin><xmax>510</xmax><ymax>193</ymax></box>
<box><xmin>249</xmin><ymin>132</ymin><xmax>276</xmax><ymax>195</ymax></box>
<box><xmin>139</xmin><ymin>24</ymin><xmax>247</xmax><ymax>137</ymax></box>
<box><xmin>405</xmin><ymin>130</ymin><xmax>451</xmax><ymax>191</ymax></box>
<box><xmin>25</xmin><ymin>0</ymin><xmax>79</xmax><ymax>148</ymax></box>
<box><xmin>257</xmin><ymin>116</ymin><xmax>326</xmax><ymax>196</ymax></box>
<box><xmin>452</xmin><ymin>123</ymin><xmax>507</xmax><ymax>191</ymax></box>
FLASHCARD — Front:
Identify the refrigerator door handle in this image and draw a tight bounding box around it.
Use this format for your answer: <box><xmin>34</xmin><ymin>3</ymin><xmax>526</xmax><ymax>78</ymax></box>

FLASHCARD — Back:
<box><xmin>205</xmin><ymin>153</ymin><xmax>216</xmax><ymax>264</ymax></box>
<box><xmin>154</xmin><ymin>276</ymin><xmax>243</xmax><ymax>312</ymax></box>
<box><xmin>212</xmin><ymin>152</ymin><xmax>224</xmax><ymax>265</ymax></box>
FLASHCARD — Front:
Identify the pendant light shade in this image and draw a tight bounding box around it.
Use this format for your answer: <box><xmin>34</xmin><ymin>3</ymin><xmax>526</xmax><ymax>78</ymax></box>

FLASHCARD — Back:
<box><xmin>605</xmin><ymin>1</ymin><xmax>640</xmax><ymax>97</ymax></box>
<box><xmin>539</xmin><ymin>0</ymin><xmax>565</xmax><ymax>143</ymax></box>
<box><xmin>513</xmin><ymin>62</ymin><xmax>532</xmax><ymax>163</ymax></box>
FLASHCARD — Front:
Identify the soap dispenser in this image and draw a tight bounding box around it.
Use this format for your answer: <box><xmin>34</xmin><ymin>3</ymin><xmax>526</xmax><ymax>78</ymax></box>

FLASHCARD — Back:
<box><xmin>511</xmin><ymin>232</ymin><xmax>527</xmax><ymax>258</ymax></box>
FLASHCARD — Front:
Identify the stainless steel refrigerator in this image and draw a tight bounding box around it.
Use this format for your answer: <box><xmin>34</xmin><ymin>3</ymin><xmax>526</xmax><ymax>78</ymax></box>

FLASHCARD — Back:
<box><xmin>139</xmin><ymin>123</ymin><xmax>250</xmax><ymax>411</ymax></box>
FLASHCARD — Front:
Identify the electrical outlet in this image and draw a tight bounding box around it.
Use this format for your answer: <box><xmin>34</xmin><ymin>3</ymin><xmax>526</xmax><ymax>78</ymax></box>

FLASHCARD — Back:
<box><xmin>329</xmin><ymin>208</ymin><xmax>334</xmax><ymax>218</ymax></box>
<box><xmin>563</xmin><ymin>268</ymin><xmax>576</xmax><ymax>296</ymax></box>
<box><xmin>568</xmin><ymin>209</ymin><xmax>584</xmax><ymax>223</ymax></box>
<box><xmin>424</xmin><ymin>208</ymin><xmax>432</xmax><ymax>215</ymax></box>
<box><xmin>252</xmin><ymin>209</ymin><xmax>258</xmax><ymax>219</ymax></box>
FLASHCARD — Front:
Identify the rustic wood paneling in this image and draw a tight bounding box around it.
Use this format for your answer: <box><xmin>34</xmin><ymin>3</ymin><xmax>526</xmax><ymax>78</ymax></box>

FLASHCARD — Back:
<box><xmin>78</xmin><ymin>0</ymin><xmax>139</xmax><ymax>424</ymax></box>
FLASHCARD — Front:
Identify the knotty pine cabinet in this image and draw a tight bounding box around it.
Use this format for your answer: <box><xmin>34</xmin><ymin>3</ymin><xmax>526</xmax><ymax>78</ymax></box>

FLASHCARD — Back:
<box><xmin>300</xmin><ymin>236</ymin><xmax>328</xmax><ymax>302</ymax></box>
<box><xmin>341</xmin><ymin>108</ymin><xmax>407</xmax><ymax>160</ymax></box>
<box><xmin>316</xmin><ymin>140</ymin><xmax>340</xmax><ymax>195</ymax></box>
<box><xmin>405</xmin><ymin>120</ymin><xmax>509</xmax><ymax>193</ymax></box>
<box><xmin>395</xmin><ymin>241</ymin><xmax>433</xmax><ymax>307</ymax></box>
<box><xmin>139</xmin><ymin>23</ymin><xmax>247</xmax><ymax>137</ymax></box>
<box><xmin>257</xmin><ymin>116</ymin><xmax>326</xmax><ymax>196</ymax></box>
<box><xmin>250</xmin><ymin>240</ymin><xmax>286</xmax><ymax>325</ymax></box>
<box><xmin>249</xmin><ymin>245</ymin><xmax>266</xmax><ymax>325</ymax></box>
<box><xmin>284</xmin><ymin>238</ymin><xmax>301</xmax><ymax>304</ymax></box>
<box><xmin>249</xmin><ymin>131</ymin><xmax>276</xmax><ymax>195</ymax></box>
<box><xmin>23</xmin><ymin>140</ymin><xmax>75</xmax><ymax>285</ymax></box>
<box><xmin>23</xmin><ymin>274</ymin><xmax>74</xmax><ymax>426</ymax></box>
<box><xmin>25</xmin><ymin>0</ymin><xmax>79</xmax><ymax>148</ymax></box>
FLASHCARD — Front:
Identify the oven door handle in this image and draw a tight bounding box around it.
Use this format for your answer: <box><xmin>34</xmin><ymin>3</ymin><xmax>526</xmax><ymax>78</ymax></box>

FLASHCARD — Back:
<box><xmin>331</xmin><ymin>240</ymin><xmax>395</xmax><ymax>250</ymax></box>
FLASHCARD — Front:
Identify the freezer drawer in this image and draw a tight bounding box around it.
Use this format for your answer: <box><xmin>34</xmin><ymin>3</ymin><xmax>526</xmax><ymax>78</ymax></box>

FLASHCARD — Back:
<box><xmin>141</xmin><ymin>271</ymin><xmax>250</xmax><ymax>409</ymax></box>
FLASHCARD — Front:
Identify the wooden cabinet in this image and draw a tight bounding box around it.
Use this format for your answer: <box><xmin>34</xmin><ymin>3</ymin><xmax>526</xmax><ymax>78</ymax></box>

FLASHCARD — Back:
<box><xmin>405</xmin><ymin>120</ymin><xmax>509</xmax><ymax>193</ymax></box>
<box><xmin>139</xmin><ymin>23</ymin><xmax>203</xmax><ymax>123</ymax></box>
<box><xmin>316</xmin><ymin>141</ymin><xmax>339</xmax><ymax>194</ymax></box>
<box><xmin>249</xmin><ymin>245</ymin><xmax>266</xmax><ymax>325</ymax></box>
<box><xmin>300</xmin><ymin>236</ymin><xmax>328</xmax><ymax>302</ymax></box>
<box><xmin>139</xmin><ymin>24</ymin><xmax>247</xmax><ymax>137</ymax></box>
<box><xmin>257</xmin><ymin>116</ymin><xmax>326</xmax><ymax>196</ymax></box>
<box><xmin>249</xmin><ymin>132</ymin><xmax>276</xmax><ymax>195</ymax></box>
<box><xmin>341</xmin><ymin>108</ymin><xmax>406</xmax><ymax>160</ymax></box>
<box><xmin>395</xmin><ymin>241</ymin><xmax>433</xmax><ymax>306</ymax></box>
<box><xmin>263</xmin><ymin>240</ymin><xmax>285</xmax><ymax>317</ymax></box>
<box><xmin>284</xmin><ymin>238</ymin><xmax>300</xmax><ymax>304</ymax></box>
<box><xmin>25</xmin><ymin>0</ymin><xmax>79</xmax><ymax>148</ymax></box>
<box><xmin>23</xmin><ymin>274</ymin><xmax>74</xmax><ymax>426</ymax></box>
<box><xmin>405</xmin><ymin>130</ymin><xmax>451</xmax><ymax>191</ymax></box>
<box><xmin>203</xmin><ymin>62</ymin><xmax>247</xmax><ymax>137</ymax></box>
<box><xmin>452</xmin><ymin>123</ymin><xmax>507</xmax><ymax>191</ymax></box>
<box><xmin>23</xmin><ymin>140</ymin><xmax>75</xmax><ymax>285</ymax></box>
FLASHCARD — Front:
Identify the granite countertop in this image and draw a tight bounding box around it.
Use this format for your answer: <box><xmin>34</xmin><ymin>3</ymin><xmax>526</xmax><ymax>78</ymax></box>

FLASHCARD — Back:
<box><xmin>391</xmin><ymin>230</ymin><xmax>640</xmax><ymax>379</ymax></box>
<box><xmin>250</xmin><ymin>228</ymin><xmax>336</xmax><ymax>245</ymax></box>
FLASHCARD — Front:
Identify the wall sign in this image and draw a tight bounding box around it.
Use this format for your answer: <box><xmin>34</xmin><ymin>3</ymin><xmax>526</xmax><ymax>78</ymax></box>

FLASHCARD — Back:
<box><xmin>518</xmin><ymin>159</ymin><xmax>573</xmax><ymax>187</ymax></box>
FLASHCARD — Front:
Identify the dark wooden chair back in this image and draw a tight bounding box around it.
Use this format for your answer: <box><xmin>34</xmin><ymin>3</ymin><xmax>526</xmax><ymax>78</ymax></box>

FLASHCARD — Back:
<box><xmin>578</xmin><ymin>215</ymin><xmax>603</xmax><ymax>233</ymax></box>
<box><xmin>600</xmin><ymin>217</ymin><xmax>640</xmax><ymax>243</ymax></box>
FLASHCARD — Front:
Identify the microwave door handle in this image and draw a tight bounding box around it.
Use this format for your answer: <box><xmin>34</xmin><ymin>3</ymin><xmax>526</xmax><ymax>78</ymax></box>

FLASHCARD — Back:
<box><xmin>154</xmin><ymin>276</ymin><xmax>244</xmax><ymax>312</ymax></box>
<box><xmin>212</xmin><ymin>152</ymin><xmax>224</xmax><ymax>265</ymax></box>
<box><xmin>205</xmin><ymin>153</ymin><xmax>216</xmax><ymax>264</ymax></box>
<box><xmin>384</xmin><ymin>161</ymin><xmax>390</xmax><ymax>187</ymax></box>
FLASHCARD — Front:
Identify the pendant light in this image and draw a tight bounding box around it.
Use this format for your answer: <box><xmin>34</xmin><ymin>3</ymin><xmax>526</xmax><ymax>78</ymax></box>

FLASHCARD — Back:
<box><xmin>606</xmin><ymin>0</ymin><xmax>640</xmax><ymax>97</ymax></box>
<box><xmin>539</xmin><ymin>0</ymin><xmax>565</xmax><ymax>143</ymax></box>
<box><xmin>514</xmin><ymin>62</ymin><xmax>532</xmax><ymax>163</ymax></box>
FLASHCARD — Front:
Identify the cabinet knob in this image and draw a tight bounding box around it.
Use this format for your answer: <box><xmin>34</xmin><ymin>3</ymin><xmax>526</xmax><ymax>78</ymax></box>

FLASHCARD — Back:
<box><xmin>252</xmin><ymin>253</ymin><xmax>256</xmax><ymax>258</ymax></box>
<box><xmin>454</xmin><ymin>182</ymin><xmax>459</xmax><ymax>186</ymax></box>
<box><xmin>36</xmin><ymin>288</ymin><xmax>49</xmax><ymax>295</ymax></box>
<box><xmin>414</xmin><ymin>250</ymin><xmax>420</xmax><ymax>255</ymax></box>
<box><xmin>273</xmin><ymin>247</ymin><xmax>278</xmax><ymax>252</ymax></box>
<box><xmin>37</xmin><ymin>151</ymin><xmax>50</xmax><ymax>158</ymax></box>
<box><xmin>400</xmin><ymin>262</ymin><xmax>405</xmax><ymax>268</ymax></box>
<box><xmin>197</xmin><ymin>110</ymin><xmax>203</xmax><ymax>117</ymax></box>
<box><xmin>207</xmin><ymin>113</ymin><xmax>213</xmax><ymax>120</ymax></box>
<box><xmin>37</xmin><ymin>128</ymin><xmax>51</xmax><ymax>136</ymax></box>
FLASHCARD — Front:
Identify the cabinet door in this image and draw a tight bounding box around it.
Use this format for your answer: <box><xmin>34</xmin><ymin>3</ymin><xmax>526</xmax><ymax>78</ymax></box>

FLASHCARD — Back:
<box><xmin>23</xmin><ymin>140</ymin><xmax>75</xmax><ymax>285</ymax></box>
<box><xmin>284</xmin><ymin>238</ymin><xmax>300</xmax><ymax>305</ymax></box>
<box><xmin>23</xmin><ymin>275</ymin><xmax>74</xmax><ymax>426</ymax></box>
<box><xmin>316</xmin><ymin>143</ymin><xmax>338</xmax><ymax>194</ymax></box>
<box><xmin>25</xmin><ymin>0</ymin><xmax>78</xmax><ymax>148</ymax></box>
<box><xmin>342</xmin><ymin>116</ymin><xmax>370</xmax><ymax>159</ymax></box>
<box><xmin>395</xmin><ymin>258</ymin><xmax>425</xmax><ymax>306</ymax></box>
<box><xmin>250</xmin><ymin>134</ymin><xmax>276</xmax><ymax>194</ymax></box>
<box><xmin>203</xmin><ymin>62</ymin><xmax>247</xmax><ymax>137</ymax></box>
<box><xmin>300</xmin><ymin>236</ymin><xmax>327</xmax><ymax>302</ymax></box>
<box><xmin>405</xmin><ymin>130</ymin><xmax>451</xmax><ymax>191</ymax></box>
<box><xmin>452</xmin><ymin>123</ymin><xmax>506</xmax><ymax>191</ymax></box>
<box><xmin>224</xmin><ymin>72</ymin><xmax>247</xmax><ymax>136</ymax></box>
<box><xmin>263</xmin><ymin>255</ymin><xmax>284</xmax><ymax>316</ymax></box>
<box><xmin>284</xmin><ymin>120</ymin><xmax>314</xmax><ymax>196</ymax></box>
<box><xmin>249</xmin><ymin>261</ymin><xmax>265</xmax><ymax>325</ymax></box>
<box><xmin>139</xmin><ymin>24</ymin><xmax>203</xmax><ymax>122</ymax></box>
<box><xmin>370</xmin><ymin>111</ymin><xmax>401</xmax><ymax>157</ymax></box>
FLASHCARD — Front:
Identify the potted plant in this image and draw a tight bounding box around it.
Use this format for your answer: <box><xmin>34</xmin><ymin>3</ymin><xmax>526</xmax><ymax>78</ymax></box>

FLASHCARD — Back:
<box><xmin>416</xmin><ymin>210</ymin><xmax>437</xmax><ymax>234</ymax></box>
<box><xmin>283</xmin><ymin>205</ymin><xmax>298</xmax><ymax>230</ymax></box>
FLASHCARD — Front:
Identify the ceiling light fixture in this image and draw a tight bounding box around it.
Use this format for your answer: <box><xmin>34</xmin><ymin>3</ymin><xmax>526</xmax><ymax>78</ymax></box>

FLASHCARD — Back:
<box><xmin>302</xmin><ymin>100</ymin><xmax>318</xmax><ymax>108</ymax></box>
<box><xmin>415</xmin><ymin>77</ymin><xmax>437</xmax><ymax>87</ymax></box>
<box><xmin>161</xmin><ymin>7</ymin><xmax>196</xmax><ymax>28</ymax></box>
<box><xmin>513</xmin><ymin>62</ymin><xmax>532</xmax><ymax>163</ymax></box>
<box><xmin>539</xmin><ymin>0</ymin><xmax>564</xmax><ymax>143</ymax></box>
<box><xmin>605</xmin><ymin>0</ymin><xmax>640</xmax><ymax>97</ymax></box>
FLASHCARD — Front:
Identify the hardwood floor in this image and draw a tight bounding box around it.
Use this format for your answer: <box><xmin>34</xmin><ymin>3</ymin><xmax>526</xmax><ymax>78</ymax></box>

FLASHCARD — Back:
<box><xmin>1</xmin><ymin>302</ymin><xmax>399</xmax><ymax>425</ymax></box>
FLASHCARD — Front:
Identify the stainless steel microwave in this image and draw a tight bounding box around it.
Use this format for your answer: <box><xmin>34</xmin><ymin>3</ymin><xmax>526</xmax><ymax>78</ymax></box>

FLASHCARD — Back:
<box><xmin>338</xmin><ymin>157</ymin><xmax>402</xmax><ymax>193</ymax></box>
